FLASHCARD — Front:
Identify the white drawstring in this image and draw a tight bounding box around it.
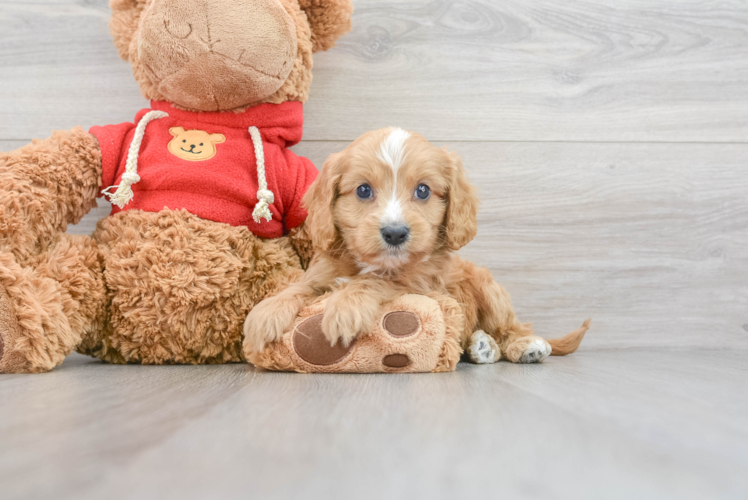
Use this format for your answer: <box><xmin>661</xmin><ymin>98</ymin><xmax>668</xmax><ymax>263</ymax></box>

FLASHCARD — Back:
<box><xmin>249</xmin><ymin>126</ymin><xmax>274</xmax><ymax>223</ymax></box>
<box><xmin>101</xmin><ymin>110</ymin><xmax>169</xmax><ymax>208</ymax></box>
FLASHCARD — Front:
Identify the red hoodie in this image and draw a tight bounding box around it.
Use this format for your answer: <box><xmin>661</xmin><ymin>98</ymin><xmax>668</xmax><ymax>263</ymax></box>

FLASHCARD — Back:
<box><xmin>90</xmin><ymin>100</ymin><xmax>317</xmax><ymax>239</ymax></box>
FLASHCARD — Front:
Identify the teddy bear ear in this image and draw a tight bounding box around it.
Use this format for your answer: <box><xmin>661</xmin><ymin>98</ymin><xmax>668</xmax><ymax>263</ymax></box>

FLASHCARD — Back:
<box><xmin>169</xmin><ymin>127</ymin><xmax>186</xmax><ymax>137</ymax></box>
<box><xmin>209</xmin><ymin>134</ymin><xmax>227</xmax><ymax>144</ymax></box>
<box><xmin>297</xmin><ymin>0</ymin><xmax>353</xmax><ymax>53</ymax></box>
<box><xmin>109</xmin><ymin>0</ymin><xmax>148</xmax><ymax>61</ymax></box>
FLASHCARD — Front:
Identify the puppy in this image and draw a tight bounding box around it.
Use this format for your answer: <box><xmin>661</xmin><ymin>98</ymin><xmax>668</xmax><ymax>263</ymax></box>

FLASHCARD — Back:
<box><xmin>244</xmin><ymin>127</ymin><xmax>589</xmax><ymax>363</ymax></box>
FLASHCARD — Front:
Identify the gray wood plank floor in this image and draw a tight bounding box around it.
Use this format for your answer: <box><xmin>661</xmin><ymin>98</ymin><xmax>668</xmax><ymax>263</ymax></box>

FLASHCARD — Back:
<box><xmin>1</xmin><ymin>350</ymin><xmax>747</xmax><ymax>500</ymax></box>
<box><xmin>1</xmin><ymin>0</ymin><xmax>747</xmax><ymax>499</ymax></box>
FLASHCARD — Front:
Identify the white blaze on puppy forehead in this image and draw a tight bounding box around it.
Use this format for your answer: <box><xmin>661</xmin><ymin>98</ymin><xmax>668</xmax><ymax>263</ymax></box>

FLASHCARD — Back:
<box><xmin>377</xmin><ymin>127</ymin><xmax>411</xmax><ymax>226</ymax></box>
<box><xmin>377</xmin><ymin>127</ymin><xmax>410</xmax><ymax>172</ymax></box>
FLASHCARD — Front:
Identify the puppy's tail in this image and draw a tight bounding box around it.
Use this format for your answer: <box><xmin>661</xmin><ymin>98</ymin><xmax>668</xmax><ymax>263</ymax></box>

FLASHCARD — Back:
<box><xmin>547</xmin><ymin>319</ymin><xmax>591</xmax><ymax>356</ymax></box>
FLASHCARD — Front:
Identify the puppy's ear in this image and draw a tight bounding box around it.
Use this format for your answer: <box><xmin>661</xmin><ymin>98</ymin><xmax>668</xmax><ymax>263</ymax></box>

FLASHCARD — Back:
<box><xmin>297</xmin><ymin>0</ymin><xmax>353</xmax><ymax>52</ymax></box>
<box><xmin>443</xmin><ymin>151</ymin><xmax>479</xmax><ymax>251</ymax></box>
<box><xmin>302</xmin><ymin>152</ymin><xmax>342</xmax><ymax>252</ymax></box>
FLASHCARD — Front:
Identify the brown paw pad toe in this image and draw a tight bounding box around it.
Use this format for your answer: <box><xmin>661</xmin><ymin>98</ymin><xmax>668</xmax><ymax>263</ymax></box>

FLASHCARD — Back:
<box><xmin>382</xmin><ymin>353</ymin><xmax>411</xmax><ymax>368</ymax></box>
<box><xmin>383</xmin><ymin>311</ymin><xmax>420</xmax><ymax>338</ymax></box>
<box><xmin>293</xmin><ymin>315</ymin><xmax>354</xmax><ymax>366</ymax></box>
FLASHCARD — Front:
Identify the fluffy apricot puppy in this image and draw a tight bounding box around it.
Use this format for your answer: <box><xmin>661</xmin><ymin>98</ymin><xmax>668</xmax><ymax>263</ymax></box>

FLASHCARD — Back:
<box><xmin>244</xmin><ymin>128</ymin><xmax>590</xmax><ymax>363</ymax></box>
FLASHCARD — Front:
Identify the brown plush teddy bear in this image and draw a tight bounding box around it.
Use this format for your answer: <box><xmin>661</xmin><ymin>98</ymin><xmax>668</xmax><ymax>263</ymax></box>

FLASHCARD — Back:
<box><xmin>0</xmin><ymin>0</ymin><xmax>353</xmax><ymax>374</ymax></box>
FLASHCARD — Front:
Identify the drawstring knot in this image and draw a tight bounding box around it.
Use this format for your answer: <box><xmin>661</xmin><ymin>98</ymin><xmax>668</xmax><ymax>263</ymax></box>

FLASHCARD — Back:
<box><xmin>253</xmin><ymin>188</ymin><xmax>275</xmax><ymax>223</ymax></box>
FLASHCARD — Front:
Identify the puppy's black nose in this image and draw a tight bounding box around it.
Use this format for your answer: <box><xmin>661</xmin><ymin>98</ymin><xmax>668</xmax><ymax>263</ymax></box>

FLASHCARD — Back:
<box><xmin>381</xmin><ymin>225</ymin><xmax>410</xmax><ymax>246</ymax></box>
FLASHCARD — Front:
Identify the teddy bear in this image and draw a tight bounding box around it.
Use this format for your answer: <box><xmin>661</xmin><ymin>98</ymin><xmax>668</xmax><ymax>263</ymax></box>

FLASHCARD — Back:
<box><xmin>0</xmin><ymin>0</ymin><xmax>354</xmax><ymax>374</ymax></box>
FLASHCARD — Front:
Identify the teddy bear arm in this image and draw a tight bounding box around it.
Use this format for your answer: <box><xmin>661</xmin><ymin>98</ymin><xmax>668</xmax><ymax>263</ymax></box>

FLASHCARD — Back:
<box><xmin>0</xmin><ymin>128</ymin><xmax>102</xmax><ymax>261</ymax></box>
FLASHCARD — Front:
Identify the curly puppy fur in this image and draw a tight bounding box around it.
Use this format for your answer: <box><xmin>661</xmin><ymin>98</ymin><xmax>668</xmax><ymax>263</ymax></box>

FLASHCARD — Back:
<box><xmin>244</xmin><ymin>128</ymin><xmax>589</xmax><ymax>363</ymax></box>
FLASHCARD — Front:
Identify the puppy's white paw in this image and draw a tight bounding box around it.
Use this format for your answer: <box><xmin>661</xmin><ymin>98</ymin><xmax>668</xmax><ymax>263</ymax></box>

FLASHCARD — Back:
<box><xmin>518</xmin><ymin>337</ymin><xmax>552</xmax><ymax>364</ymax></box>
<box><xmin>467</xmin><ymin>330</ymin><xmax>501</xmax><ymax>364</ymax></box>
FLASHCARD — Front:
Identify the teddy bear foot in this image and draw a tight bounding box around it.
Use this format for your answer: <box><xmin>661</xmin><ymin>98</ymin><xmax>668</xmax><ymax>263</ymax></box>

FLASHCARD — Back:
<box><xmin>250</xmin><ymin>294</ymin><xmax>459</xmax><ymax>373</ymax></box>
<box><xmin>292</xmin><ymin>310</ymin><xmax>422</xmax><ymax>369</ymax></box>
<box><xmin>467</xmin><ymin>330</ymin><xmax>501</xmax><ymax>364</ymax></box>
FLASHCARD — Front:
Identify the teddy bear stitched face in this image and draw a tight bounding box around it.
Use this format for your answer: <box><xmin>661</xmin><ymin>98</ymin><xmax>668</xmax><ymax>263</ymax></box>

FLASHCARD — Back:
<box><xmin>168</xmin><ymin>127</ymin><xmax>226</xmax><ymax>161</ymax></box>
<box><xmin>132</xmin><ymin>0</ymin><xmax>298</xmax><ymax>111</ymax></box>
<box><xmin>110</xmin><ymin>0</ymin><xmax>352</xmax><ymax>112</ymax></box>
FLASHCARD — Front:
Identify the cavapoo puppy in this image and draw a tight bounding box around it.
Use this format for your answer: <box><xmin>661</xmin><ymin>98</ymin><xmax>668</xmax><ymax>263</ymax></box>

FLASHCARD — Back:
<box><xmin>244</xmin><ymin>127</ymin><xmax>589</xmax><ymax>364</ymax></box>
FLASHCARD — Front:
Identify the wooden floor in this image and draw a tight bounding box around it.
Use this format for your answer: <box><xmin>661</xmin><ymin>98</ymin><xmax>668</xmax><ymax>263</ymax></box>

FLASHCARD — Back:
<box><xmin>1</xmin><ymin>0</ymin><xmax>747</xmax><ymax>498</ymax></box>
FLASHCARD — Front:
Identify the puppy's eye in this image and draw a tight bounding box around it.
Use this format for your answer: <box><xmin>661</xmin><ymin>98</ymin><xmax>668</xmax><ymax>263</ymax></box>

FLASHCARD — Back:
<box><xmin>199</xmin><ymin>143</ymin><xmax>204</xmax><ymax>147</ymax></box>
<box><xmin>415</xmin><ymin>184</ymin><xmax>431</xmax><ymax>200</ymax></box>
<box><xmin>356</xmin><ymin>184</ymin><xmax>373</xmax><ymax>200</ymax></box>
<box><xmin>182</xmin><ymin>140</ymin><xmax>187</xmax><ymax>143</ymax></box>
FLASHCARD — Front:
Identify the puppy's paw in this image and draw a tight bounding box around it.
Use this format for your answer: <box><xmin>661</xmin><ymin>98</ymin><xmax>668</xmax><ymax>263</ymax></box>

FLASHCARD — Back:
<box><xmin>321</xmin><ymin>302</ymin><xmax>371</xmax><ymax>348</ymax></box>
<box><xmin>243</xmin><ymin>298</ymin><xmax>299</xmax><ymax>353</ymax></box>
<box><xmin>503</xmin><ymin>336</ymin><xmax>552</xmax><ymax>364</ymax></box>
<box><xmin>467</xmin><ymin>330</ymin><xmax>501</xmax><ymax>364</ymax></box>
<box><xmin>518</xmin><ymin>337</ymin><xmax>552</xmax><ymax>364</ymax></box>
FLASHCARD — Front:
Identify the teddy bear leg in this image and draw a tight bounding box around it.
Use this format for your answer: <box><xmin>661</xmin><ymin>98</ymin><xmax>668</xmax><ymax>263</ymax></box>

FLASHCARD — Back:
<box><xmin>0</xmin><ymin>235</ymin><xmax>106</xmax><ymax>374</ymax></box>
<box><xmin>251</xmin><ymin>294</ymin><xmax>464</xmax><ymax>373</ymax></box>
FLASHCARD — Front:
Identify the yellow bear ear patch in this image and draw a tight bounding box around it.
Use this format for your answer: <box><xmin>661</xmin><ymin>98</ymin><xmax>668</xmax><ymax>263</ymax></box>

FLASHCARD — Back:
<box><xmin>167</xmin><ymin>127</ymin><xmax>225</xmax><ymax>161</ymax></box>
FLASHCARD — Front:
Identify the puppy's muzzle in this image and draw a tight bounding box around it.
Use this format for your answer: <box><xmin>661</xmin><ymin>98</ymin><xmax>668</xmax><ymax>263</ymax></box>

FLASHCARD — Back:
<box><xmin>381</xmin><ymin>225</ymin><xmax>410</xmax><ymax>247</ymax></box>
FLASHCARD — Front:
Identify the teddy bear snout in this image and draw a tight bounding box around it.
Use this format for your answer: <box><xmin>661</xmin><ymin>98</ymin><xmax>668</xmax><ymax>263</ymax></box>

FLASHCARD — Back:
<box><xmin>138</xmin><ymin>0</ymin><xmax>298</xmax><ymax>111</ymax></box>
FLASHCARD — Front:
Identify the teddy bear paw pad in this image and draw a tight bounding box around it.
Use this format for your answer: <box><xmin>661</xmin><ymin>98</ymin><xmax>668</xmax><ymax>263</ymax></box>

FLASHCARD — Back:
<box><xmin>292</xmin><ymin>314</ymin><xmax>354</xmax><ymax>366</ymax></box>
<box><xmin>382</xmin><ymin>311</ymin><xmax>420</xmax><ymax>338</ymax></box>
<box><xmin>382</xmin><ymin>353</ymin><xmax>411</xmax><ymax>369</ymax></box>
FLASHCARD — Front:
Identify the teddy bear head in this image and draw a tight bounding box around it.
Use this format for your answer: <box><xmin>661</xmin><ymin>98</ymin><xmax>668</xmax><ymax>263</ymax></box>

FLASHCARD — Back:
<box><xmin>109</xmin><ymin>0</ymin><xmax>352</xmax><ymax>112</ymax></box>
